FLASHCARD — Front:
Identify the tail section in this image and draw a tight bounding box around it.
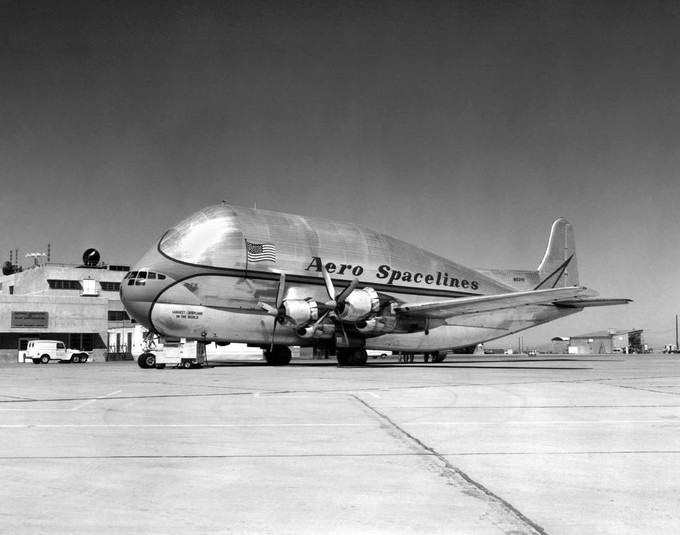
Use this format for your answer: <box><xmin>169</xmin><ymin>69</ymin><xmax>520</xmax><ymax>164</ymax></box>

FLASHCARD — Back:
<box><xmin>535</xmin><ymin>219</ymin><xmax>579</xmax><ymax>289</ymax></box>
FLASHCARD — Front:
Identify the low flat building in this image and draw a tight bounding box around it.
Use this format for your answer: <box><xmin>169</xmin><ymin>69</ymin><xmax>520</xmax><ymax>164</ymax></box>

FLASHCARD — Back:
<box><xmin>566</xmin><ymin>329</ymin><xmax>644</xmax><ymax>354</ymax></box>
<box><xmin>0</xmin><ymin>255</ymin><xmax>132</xmax><ymax>363</ymax></box>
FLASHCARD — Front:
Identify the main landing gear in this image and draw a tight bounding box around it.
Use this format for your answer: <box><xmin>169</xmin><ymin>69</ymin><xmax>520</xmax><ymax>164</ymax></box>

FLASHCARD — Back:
<box><xmin>336</xmin><ymin>348</ymin><xmax>368</xmax><ymax>367</ymax></box>
<box><xmin>264</xmin><ymin>345</ymin><xmax>292</xmax><ymax>366</ymax></box>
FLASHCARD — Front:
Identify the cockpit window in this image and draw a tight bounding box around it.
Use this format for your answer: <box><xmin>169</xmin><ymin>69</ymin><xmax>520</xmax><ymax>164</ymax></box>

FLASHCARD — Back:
<box><xmin>126</xmin><ymin>271</ymin><xmax>167</xmax><ymax>285</ymax></box>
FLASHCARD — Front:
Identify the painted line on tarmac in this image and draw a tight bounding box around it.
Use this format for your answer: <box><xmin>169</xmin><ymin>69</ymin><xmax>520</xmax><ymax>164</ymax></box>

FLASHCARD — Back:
<box><xmin>407</xmin><ymin>419</ymin><xmax>678</xmax><ymax>425</ymax></box>
<box><xmin>3</xmin><ymin>450</ymin><xmax>680</xmax><ymax>460</ymax></box>
<box><xmin>71</xmin><ymin>390</ymin><xmax>122</xmax><ymax>410</ymax></box>
<box><xmin>254</xmin><ymin>391</ymin><xmax>381</xmax><ymax>399</ymax></box>
<box><xmin>0</xmin><ymin>422</ymin><xmax>372</xmax><ymax>428</ymax></box>
<box><xmin>2</xmin><ymin>417</ymin><xmax>672</xmax><ymax>428</ymax></box>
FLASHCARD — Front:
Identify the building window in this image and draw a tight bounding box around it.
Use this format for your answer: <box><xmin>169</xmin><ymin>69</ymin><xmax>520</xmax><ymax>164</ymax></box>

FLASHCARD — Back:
<box><xmin>48</xmin><ymin>279</ymin><xmax>82</xmax><ymax>290</ymax></box>
<box><xmin>108</xmin><ymin>311</ymin><xmax>130</xmax><ymax>322</ymax></box>
<box><xmin>107</xmin><ymin>265</ymin><xmax>131</xmax><ymax>272</ymax></box>
<box><xmin>101</xmin><ymin>282</ymin><xmax>121</xmax><ymax>292</ymax></box>
<box><xmin>68</xmin><ymin>333</ymin><xmax>95</xmax><ymax>351</ymax></box>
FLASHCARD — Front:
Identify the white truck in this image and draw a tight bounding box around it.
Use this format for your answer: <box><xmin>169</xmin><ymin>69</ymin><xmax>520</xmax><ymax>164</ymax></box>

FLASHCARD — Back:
<box><xmin>137</xmin><ymin>337</ymin><xmax>207</xmax><ymax>369</ymax></box>
<box><xmin>25</xmin><ymin>340</ymin><xmax>90</xmax><ymax>364</ymax></box>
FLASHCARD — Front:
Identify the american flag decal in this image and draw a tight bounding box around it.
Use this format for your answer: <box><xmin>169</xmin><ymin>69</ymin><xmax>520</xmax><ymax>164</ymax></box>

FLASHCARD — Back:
<box><xmin>246</xmin><ymin>241</ymin><xmax>276</xmax><ymax>263</ymax></box>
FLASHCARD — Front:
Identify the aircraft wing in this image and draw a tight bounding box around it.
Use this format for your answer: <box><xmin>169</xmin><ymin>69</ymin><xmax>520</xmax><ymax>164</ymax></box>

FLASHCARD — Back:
<box><xmin>393</xmin><ymin>287</ymin><xmax>600</xmax><ymax>319</ymax></box>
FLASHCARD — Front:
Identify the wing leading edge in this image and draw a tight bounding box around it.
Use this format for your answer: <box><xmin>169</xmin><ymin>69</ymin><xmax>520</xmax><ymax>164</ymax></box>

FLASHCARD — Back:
<box><xmin>393</xmin><ymin>287</ymin><xmax>613</xmax><ymax>319</ymax></box>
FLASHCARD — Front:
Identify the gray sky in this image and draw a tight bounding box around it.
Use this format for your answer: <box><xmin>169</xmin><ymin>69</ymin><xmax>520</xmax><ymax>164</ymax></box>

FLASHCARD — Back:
<box><xmin>2</xmin><ymin>1</ymin><xmax>680</xmax><ymax>347</ymax></box>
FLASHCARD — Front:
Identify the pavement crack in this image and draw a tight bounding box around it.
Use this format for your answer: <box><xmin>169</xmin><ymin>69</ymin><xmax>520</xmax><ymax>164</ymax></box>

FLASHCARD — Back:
<box><xmin>351</xmin><ymin>394</ymin><xmax>549</xmax><ymax>535</ymax></box>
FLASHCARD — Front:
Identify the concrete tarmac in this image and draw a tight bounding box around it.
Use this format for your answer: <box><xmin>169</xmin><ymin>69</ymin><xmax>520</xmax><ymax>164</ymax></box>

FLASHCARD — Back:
<box><xmin>1</xmin><ymin>354</ymin><xmax>679</xmax><ymax>534</ymax></box>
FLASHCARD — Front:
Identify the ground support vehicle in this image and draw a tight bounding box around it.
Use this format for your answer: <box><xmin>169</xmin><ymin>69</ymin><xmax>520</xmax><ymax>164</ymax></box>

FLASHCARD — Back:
<box><xmin>25</xmin><ymin>340</ymin><xmax>90</xmax><ymax>364</ymax></box>
<box><xmin>137</xmin><ymin>338</ymin><xmax>207</xmax><ymax>369</ymax></box>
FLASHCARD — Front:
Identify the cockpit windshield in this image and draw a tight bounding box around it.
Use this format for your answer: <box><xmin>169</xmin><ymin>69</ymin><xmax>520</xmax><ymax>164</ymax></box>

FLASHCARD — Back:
<box><xmin>124</xmin><ymin>271</ymin><xmax>167</xmax><ymax>286</ymax></box>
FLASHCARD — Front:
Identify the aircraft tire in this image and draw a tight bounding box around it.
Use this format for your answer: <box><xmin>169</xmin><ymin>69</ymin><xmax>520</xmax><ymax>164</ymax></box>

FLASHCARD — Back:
<box><xmin>264</xmin><ymin>346</ymin><xmax>292</xmax><ymax>366</ymax></box>
<box><xmin>431</xmin><ymin>351</ymin><xmax>447</xmax><ymax>363</ymax></box>
<box><xmin>349</xmin><ymin>348</ymin><xmax>368</xmax><ymax>366</ymax></box>
<box><xmin>138</xmin><ymin>353</ymin><xmax>156</xmax><ymax>369</ymax></box>
<box><xmin>337</xmin><ymin>348</ymin><xmax>368</xmax><ymax>367</ymax></box>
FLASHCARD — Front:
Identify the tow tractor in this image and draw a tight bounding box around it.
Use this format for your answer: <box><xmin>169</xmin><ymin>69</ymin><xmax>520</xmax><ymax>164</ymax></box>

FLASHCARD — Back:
<box><xmin>137</xmin><ymin>335</ymin><xmax>207</xmax><ymax>369</ymax></box>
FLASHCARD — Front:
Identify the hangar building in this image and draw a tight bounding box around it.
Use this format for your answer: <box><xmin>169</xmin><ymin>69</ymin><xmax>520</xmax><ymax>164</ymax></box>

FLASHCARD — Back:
<box><xmin>562</xmin><ymin>329</ymin><xmax>644</xmax><ymax>354</ymax></box>
<box><xmin>0</xmin><ymin>251</ymin><xmax>133</xmax><ymax>363</ymax></box>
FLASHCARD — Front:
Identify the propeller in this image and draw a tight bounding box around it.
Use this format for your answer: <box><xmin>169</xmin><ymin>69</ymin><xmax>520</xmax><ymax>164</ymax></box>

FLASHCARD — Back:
<box><xmin>257</xmin><ymin>266</ymin><xmax>361</xmax><ymax>349</ymax></box>
<box><xmin>315</xmin><ymin>265</ymin><xmax>360</xmax><ymax>329</ymax></box>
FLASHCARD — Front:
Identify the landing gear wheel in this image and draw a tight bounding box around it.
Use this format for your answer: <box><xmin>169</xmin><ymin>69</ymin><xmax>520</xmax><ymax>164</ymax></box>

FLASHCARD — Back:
<box><xmin>138</xmin><ymin>352</ymin><xmax>156</xmax><ymax>369</ymax></box>
<box><xmin>431</xmin><ymin>351</ymin><xmax>447</xmax><ymax>363</ymax></box>
<box><xmin>264</xmin><ymin>346</ymin><xmax>292</xmax><ymax>366</ymax></box>
<box><xmin>337</xmin><ymin>348</ymin><xmax>368</xmax><ymax>366</ymax></box>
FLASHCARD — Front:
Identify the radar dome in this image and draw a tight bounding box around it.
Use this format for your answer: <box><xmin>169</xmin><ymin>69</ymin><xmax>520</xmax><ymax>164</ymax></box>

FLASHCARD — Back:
<box><xmin>2</xmin><ymin>261</ymin><xmax>14</xmax><ymax>276</ymax></box>
<box><xmin>82</xmin><ymin>248</ymin><xmax>100</xmax><ymax>267</ymax></box>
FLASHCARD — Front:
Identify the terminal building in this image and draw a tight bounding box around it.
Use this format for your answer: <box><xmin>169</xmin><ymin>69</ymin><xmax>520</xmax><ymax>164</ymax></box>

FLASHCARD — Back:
<box><xmin>0</xmin><ymin>250</ymin><xmax>134</xmax><ymax>363</ymax></box>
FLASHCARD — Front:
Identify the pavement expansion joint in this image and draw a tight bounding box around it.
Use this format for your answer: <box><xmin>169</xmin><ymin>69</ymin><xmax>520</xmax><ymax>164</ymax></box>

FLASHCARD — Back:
<box><xmin>351</xmin><ymin>394</ymin><xmax>550</xmax><ymax>535</ymax></box>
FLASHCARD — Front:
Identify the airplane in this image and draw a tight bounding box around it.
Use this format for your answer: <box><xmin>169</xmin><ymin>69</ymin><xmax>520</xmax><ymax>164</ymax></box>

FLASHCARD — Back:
<box><xmin>120</xmin><ymin>202</ymin><xmax>630</xmax><ymax>368</ymax></box>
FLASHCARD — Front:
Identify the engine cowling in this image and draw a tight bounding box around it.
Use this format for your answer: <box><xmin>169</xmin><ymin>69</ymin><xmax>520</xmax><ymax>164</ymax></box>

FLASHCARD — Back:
<box><xmin>355</xmin><ymin>316</ymin><xmax>397</xmax><ymax>335</ymax></box>
<box><xmin>336</xmin><ymin>287</ymin><xmax>380</xmax><ymax>322</ymax></box>
<box><xmin>281</xmin><ymin>298</ymin><xmax>318</xmax><ymax>326</ymax></box>
<box><xmin>296</xmin><ymin>323</ymin><xmax>335</xmax><ymax>339</ymax></box>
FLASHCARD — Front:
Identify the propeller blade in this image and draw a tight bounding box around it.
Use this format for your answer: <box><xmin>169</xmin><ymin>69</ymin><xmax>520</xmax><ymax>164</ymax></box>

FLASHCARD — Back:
<box><xmin>321</xmin><ymin>265</ymin><xmax>336</xmax><ymax>306</ymax></box>
<box><xmin>258</xmin><ymin>302</ymin><xmax>279</xmax><ymax>316</ymax></box>
<box><xmin>275</xmin><ymin>273</ymin><xmax>286</xmax><ymax>309</ymax></box>
<box><xmin>312</xmin><ymin>310</ymin><xmax>331</xmax><ymax>330</ymax></box>
<box><xmin>269</xmin><ymin>318</ymin><xmax>277</xmax><ymax>352</ymax></box>
<box><xmin>336</xmin><ymin>278</ymin><xmax>359</xmax><ymax>305</ymax></box>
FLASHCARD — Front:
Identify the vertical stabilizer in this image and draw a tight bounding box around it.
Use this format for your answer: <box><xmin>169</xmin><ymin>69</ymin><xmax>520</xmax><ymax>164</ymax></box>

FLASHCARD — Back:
<box><xmin>535</xmin><ymin>219</ymin><xmax>579</xmax><ymax>289</ymax></box>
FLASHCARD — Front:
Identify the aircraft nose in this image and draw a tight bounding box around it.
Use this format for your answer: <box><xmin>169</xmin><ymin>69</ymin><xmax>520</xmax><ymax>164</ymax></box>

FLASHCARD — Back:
<box><xmin>120</xmin><ymin>273</ymin><xmax>159</xmax><ymax>327</ymax></box>
<box><xmin>121</xmin><ymin>289</ymin><xmax>153</xmax><ymax>326</ymax></box>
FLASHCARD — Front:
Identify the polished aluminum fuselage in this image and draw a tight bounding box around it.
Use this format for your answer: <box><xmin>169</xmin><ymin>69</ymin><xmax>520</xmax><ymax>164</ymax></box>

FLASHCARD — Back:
<box><xmin>120</xmin><ymin>204</ymin><xmax>578</xmax><ymax>351</ymax></box>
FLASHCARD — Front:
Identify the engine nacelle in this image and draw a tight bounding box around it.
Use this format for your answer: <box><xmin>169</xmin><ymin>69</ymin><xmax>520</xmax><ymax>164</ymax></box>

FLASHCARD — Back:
<box><xmin>281</xmin><ymin>298</ymin><xmax>318</xmax><ymax>326</ymax></box>
<box><xmin>355</xmin><ymin>316</ymin><xmax>397</xmax><ymax>335</ymax></box>
<box><xmin>337</xmin><ymin>287</ymin><xmax>380</xmax><ymax>322</ymax></box>
<box><xmin>296</xmin><ymin>323</ymin><xmax>335</xmax><ymax>339</ymax></box>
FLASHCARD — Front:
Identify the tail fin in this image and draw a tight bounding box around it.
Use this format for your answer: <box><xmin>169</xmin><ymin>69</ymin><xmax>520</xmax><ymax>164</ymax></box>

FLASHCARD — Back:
<box><xmin>535</xmin><ymin>219</ymin><xmax>579</xmax><ymax>289</ymax></box>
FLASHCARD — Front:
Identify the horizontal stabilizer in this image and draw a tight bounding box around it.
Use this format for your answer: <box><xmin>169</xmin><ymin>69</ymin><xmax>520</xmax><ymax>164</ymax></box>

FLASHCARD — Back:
<box><xmin>554</xmin><ymin>298</ymin><xmax>632</xmax><ymax>308</ymax></box>
<box><xmin>395</xmin><ymin>286</ymin><xmax>597</xmax><ymax>319</ymax></box>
